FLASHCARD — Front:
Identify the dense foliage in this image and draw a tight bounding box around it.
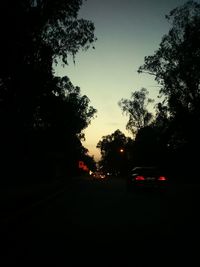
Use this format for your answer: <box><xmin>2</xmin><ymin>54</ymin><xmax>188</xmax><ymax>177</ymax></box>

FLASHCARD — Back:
<box><xmin>137</xmin><ymin>1</ymin><xmax>200</xmax><ymax>178</ymax></box>
<box><xmin>0</xmin><ymin>0</ymin><xmax>97</xmax><ymax>181</ymax></box>
<box><xmin>97</xmin><ymin>130</ymin><xmax>133</xmax><ymax>176</ymax></box>
<box><xmin>98</xmin><ymin>1</ymin><xmax>200</xmax><ymax>181</ymax></box>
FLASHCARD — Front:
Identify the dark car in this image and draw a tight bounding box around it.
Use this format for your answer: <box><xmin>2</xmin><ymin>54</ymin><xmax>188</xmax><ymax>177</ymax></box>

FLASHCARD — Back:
<box><xmin>127</xmin><ymin>166</ymin><xmax>169</xmax><ymax>192</ymax></box>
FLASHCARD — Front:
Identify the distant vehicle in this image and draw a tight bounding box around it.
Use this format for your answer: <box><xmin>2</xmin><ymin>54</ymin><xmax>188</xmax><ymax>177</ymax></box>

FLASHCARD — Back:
<box><xmin>127</xmin><ymin>166</ymin><xmax>169</xmax><ymax>192</ymax></box>
<box><xmin>92</xmin><ymin>171</ymin><xmax>106</xmax><ymax>180</ymax></box>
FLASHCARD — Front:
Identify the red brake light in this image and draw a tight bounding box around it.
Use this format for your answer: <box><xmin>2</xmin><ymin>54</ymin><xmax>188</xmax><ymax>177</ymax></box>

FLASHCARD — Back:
<box><xmin>158</xmin><ymin>176</ymin><xmax>167</xmax><ymax>181</ymax></box>
<box><xmin>135</xmin><ymin>175</ymin><xmax>145</xmax><ymax>181</ymax></box>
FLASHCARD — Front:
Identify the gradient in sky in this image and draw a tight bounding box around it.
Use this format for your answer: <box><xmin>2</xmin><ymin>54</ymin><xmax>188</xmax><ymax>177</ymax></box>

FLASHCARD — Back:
<box><xmin>54</xmin><ymin>0</ymin><xmax>199</xmax><ymax>161</ymax></box>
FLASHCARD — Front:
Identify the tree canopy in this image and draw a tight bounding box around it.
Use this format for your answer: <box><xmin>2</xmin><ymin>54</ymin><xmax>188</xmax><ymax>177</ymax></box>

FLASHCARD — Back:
<box><xmin>138</xmin><ymin>1</ymin><xmax>200</xmax><ymax>119</ymax></box>
<box><xmin>137</xmin><ymin>1</ymin><xmax>200</xmax><ymax>179</ymax></box>
<box><xmin>115</xmin><ymin>1</ymin><xmax>200</xmax><ymax>179</ymax></box>
<box><xmin>118</xmin><ymin>88</ymin><xmax>154</xmax><ymax>136</ymax></box>
<box><xmin>97</xmin><ymin>130</ymin><xmax>133</xmax><ymax>175</ymax></box>
<box><xmin>0</xmin><ymin>0</ymin><xmax>97</xmax><ymax>181</ymax></box>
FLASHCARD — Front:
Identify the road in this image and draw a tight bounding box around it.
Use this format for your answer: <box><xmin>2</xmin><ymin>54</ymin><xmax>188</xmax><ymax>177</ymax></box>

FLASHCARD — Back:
<box><xmin>0</xmin><ymin>176</ymin><xmax>200</xmax><ymax>266</ymax></box>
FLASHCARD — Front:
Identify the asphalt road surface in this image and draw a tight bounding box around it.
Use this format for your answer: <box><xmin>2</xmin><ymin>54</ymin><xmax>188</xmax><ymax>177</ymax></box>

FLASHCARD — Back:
<box><xmin>0</xmin><ymin>176</ymin><xmax>200</xmax><ymax>266</ymax></box>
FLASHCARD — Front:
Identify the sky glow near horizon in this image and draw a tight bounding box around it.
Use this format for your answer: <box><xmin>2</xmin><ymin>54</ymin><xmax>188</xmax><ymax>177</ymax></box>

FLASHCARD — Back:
<box><xmin>54</xmin><ymin>0</ymin><xmax>200</xmax><ymax>161</ymax></box>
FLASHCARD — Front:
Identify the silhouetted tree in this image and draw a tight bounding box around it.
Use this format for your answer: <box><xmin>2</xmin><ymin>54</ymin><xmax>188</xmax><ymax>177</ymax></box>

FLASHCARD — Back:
<box><xmin>118</xmin><ymin>88</ymin><xmax>154</xmax><ymax>136</ymax></box>
<box><xmin>138</xmin><ymin>1</ymin><xmax>200</xmax><ymax>179</ymax></box>
<box><xmin>82</xmin><ymin>153</ymin><xmax>97</xmax><ymax>173</ymax></box>
<box><xmin>31</xmin><ymin>76</ymin><xmax>97</xmax><ymax>178</ymax></box>
<box><xmin>0</xmin><ymin>1</ymin><xmax>96</xmax><ymax>181</ymax></box>
<box><xmin>97</xmin><ymin>130</ymin><xmax>133</xmax><ymax>176</ymax></box>
<box><xmin>138</xmin><ymin>1</ymin><xmax>200</xmax><ymax>114</ymax></box>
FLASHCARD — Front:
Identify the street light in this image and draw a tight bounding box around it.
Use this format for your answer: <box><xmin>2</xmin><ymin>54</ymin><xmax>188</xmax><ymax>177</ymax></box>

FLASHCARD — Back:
<box><xmin>119</xmin><ymin>148</ymin><xmax>124</xmax><ymax>153</ymax></box>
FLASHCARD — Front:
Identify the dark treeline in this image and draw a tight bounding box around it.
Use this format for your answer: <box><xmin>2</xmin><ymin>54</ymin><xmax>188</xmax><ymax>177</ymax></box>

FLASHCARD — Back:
<box><xmin>97</xmin><ymin>1</ymin><xmax>200</xmax><ymax>182</ymax></box>
<box><xmin>0</xmin><ymin>0</ymin><xmax>97</xmax><ymax>183</ymax></box>
<box><xmin>97</xmin><ymin>130</ymin><xmax>133</xmax><ymax>176</ymax></box>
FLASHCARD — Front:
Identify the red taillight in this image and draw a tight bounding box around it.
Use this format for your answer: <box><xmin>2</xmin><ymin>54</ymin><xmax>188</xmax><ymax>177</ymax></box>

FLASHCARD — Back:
<box><xmin>135</xmin><ymin>175</ymin><xmax>145</xmax><ymax>181</ymax></box>
<box><xmin>158</xmin><ymin>176</ymin><xmax>167</xmax><ymax>181</ymax></box>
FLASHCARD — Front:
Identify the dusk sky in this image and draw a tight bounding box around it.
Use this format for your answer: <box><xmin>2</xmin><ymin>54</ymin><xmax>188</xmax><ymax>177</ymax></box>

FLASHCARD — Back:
<box><xmin>54</xmin><ymin>0</ymin><xmax>199</xmax><ymax>161</ymax></box>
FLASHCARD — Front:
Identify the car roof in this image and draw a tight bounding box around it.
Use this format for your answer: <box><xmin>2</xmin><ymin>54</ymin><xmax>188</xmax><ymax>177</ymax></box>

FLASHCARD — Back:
<box><xmin>132</xmin><ymin>166</ymin><xmax>158</xmax><ymax>171</ymax></box>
